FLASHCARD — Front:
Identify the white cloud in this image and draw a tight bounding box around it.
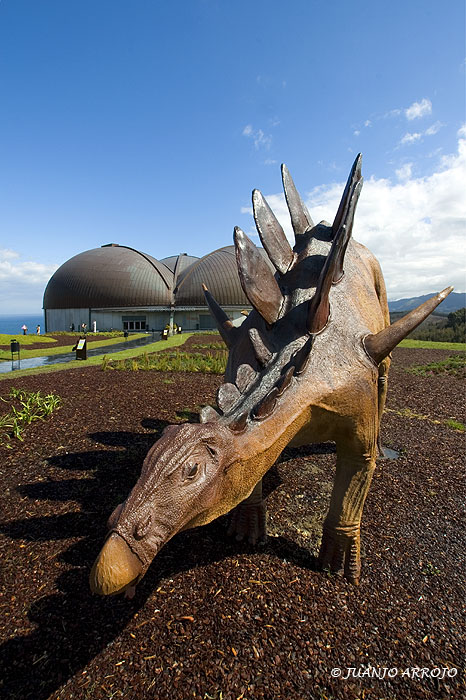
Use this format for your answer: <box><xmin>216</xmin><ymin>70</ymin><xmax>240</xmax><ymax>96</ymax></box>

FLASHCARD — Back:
<box><xmin>385</xmin><ymin>108</ymin><xmax>402</xmax><ymax>118</ymax></box>
<box><xmin>395</xmin><ymin>163</ymin><xmax>413</xmax><ymax>181</ymax></box>
<box><xmin>0</xmin><ymin>248</ymin><xmax>20</xmax><ymax>261</ymax></box>
<box><xmin>242</xmin><ymin>128</ymin><xmax>466</xmax><ymax>299</ymax></box>
<box><xmin>425</xmin><ymin>120</ymin><xmax>443</xmax><ymax>136</ymax></box>
<box><xmin>364</xmin><ymin>120</ymin><xmax>372</xmax><ymax>128</ymax></box>
<box><xmin>400</xmin><ymin>132</ymin><xmax>422</xmax><ymax>145</ymax></box>
<box><xmin>399</xmin><ymin>121</ymin><xmax>444</xmax><ymax>147</ymax></box>
<box><xmin>0</xmin><ymin>249</ymin><xmax>58</xmax><ymax>313</ymax></box>
<box><xmin>405</xmin><ymin>98</ymin><xmax>432</xmax><ymax>120</ymax></box>
<box><xmin>242</xmin><ymin>124</ymin><xmax>272</xmax><ymax>150</ymax></box>
<box><xmin>353</xmin><ymin>130</ymin><xmax>360</xmax><ymax>137</ymax></box>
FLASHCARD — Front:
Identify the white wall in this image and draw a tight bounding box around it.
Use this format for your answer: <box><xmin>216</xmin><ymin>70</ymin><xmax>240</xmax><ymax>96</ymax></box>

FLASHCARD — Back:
<box><xmin>45</xmin><ymin>308</ymin><xmax>89</xmax><ymax>332</ymax></box>
<box><xmin>45</xmin><ymin>307</ymin><xmax>250</xmax><ymax>332</ymax></box>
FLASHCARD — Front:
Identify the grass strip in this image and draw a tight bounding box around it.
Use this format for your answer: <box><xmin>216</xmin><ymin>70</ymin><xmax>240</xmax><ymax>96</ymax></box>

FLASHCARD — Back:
<box><xmin>399</xmin><ymin>339</ymin><xmax>466</xmax><ymax>350</ymax></box>
<box><xmin>0</xmin><ymin>333</ymin><xmax>56</xmax><ymax>347</ymax></box>
<box><xmin>0</xmin><ymin>333</ymin><xmax>193</xmax><ymax>381</ymax></box>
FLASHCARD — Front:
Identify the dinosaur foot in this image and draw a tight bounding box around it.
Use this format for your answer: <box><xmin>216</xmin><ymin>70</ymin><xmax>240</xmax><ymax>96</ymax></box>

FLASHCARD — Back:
<box><xmin>227</xmin><ymin>501</ymin><xmax>267</xmax><ymax>546</ymax></box>
<box><xmin>318</xmin><ymin>526</ymin><xmax>361</xmax><ymax>584</ymax></box>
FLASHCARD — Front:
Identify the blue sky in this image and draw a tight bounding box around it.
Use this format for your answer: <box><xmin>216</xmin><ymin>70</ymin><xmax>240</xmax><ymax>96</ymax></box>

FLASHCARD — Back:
<box><xmin>0</xmin><ymin>0</ymin><xmax>465</xmax><ymax>313</ymax></box>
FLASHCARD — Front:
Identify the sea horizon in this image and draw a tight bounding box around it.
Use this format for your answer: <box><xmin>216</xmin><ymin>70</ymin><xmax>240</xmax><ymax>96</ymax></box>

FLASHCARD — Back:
<box><xmin>0</xmin><ymin>313</ymin><xmax>45</xmax><ymax>336</ymax></box>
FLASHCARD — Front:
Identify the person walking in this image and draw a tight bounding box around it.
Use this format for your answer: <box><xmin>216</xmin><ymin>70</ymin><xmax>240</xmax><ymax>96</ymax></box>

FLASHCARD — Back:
<box><xmin>36</xmin><ymin>325</ymin><xmax>41</xmax><ymax>335</ymax></box>
<box><xmin>21</xmin><ymin>324</ymin><xmax>28</xmax><ymax>335</ymax></box>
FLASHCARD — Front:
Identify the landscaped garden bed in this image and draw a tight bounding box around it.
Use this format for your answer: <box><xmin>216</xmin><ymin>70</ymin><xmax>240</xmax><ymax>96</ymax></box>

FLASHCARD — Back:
<box><xmin>0</xmin><ymin>339</ymin><xmax>464</xmax><ymax>699</ymax></box>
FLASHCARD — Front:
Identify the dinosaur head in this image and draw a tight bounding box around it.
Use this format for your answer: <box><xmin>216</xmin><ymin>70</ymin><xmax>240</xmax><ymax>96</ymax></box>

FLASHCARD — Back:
<box><xmin>90</xmin><ymin>421</ymin><xmax>236</xmax><ymax>596</ymax></box>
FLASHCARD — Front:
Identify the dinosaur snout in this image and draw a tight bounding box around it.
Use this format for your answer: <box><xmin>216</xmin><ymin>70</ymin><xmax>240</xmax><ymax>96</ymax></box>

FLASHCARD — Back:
<box><xmin>90</xmin><ymin>532</ymin><xmax>143</xmax><ymax>596</ymax></box>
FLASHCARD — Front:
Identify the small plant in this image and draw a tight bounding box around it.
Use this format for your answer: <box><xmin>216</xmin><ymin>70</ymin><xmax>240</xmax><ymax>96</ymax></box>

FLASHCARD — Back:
<box><xmin>0</xmin><ymin>388</ymin><xmax>62</xmax><ymax>448</ymax></box>
<box><xmin>420</xmin><ymin>561</ymin><xmax>441</xmax><ymax>576</ymax></box>
<box><xmin>445</xmin><ymin>418</ymin><xmax>465</xmax><ymax>432</ymax></box>
<box><xmin>101</xmin><ymin>355</ymin><xmax>112</xmax><ymax>371</ymax></box>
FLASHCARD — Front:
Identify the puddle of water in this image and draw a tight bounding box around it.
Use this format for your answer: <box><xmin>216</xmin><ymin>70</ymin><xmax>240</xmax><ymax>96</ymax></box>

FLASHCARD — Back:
<box><xmin>380</xmin><ymin>446</ymin><xmax>400</xmax><ymax>460</ymax></box>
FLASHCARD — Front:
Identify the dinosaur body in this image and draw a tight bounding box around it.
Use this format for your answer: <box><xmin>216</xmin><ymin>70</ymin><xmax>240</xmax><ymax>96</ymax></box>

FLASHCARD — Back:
<box><xmin>90</xmin><ymin>155</ymin><xmax>452</xmax><ymax>597</ymax></box>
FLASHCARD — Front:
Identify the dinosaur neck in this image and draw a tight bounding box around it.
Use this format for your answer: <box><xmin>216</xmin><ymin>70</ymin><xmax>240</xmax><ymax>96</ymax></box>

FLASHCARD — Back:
<box><xmin>231</xmin><ymin>406</ymin><xmax>311</xmax><ymax>495</ymax></box>
<box><xmin>188</xmin><ymin>401</ymin><xmax>311</xmax><ymax>530</ymax></box>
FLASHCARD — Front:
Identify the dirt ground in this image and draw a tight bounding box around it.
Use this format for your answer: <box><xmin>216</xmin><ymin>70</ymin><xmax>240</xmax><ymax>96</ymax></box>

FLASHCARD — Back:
<box><xmin>0</xmin><ymin>339</ymin><xmax>464</xmax><ymax>700</ymax></box>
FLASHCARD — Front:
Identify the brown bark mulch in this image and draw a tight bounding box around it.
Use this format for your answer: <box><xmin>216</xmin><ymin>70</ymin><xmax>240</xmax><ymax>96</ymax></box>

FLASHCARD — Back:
<box><xmin>0</xmin><ymin>342</ymin><xmax>464</xmax><ymax>700</ymax></box>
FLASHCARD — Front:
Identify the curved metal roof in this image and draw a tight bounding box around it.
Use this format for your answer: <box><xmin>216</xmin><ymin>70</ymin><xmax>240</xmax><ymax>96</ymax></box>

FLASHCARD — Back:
<box><xmin>44</xmin><ymin>243</ymin><xmax>275</xmax><ymax>310</ymax></box>
<box><xmin>160</xmin><ymin>253</ymin><xmax>199</xmax><ymax>283</ymax></box>
<box><xmin>43</xmin><ymin>245</ymin><xmax>173</xmax><ymax>309</ymax></box>
<box><xmin>175</xmin><ymin>245</ymin><xmax>249</xmax><ymax>306</ymax></box>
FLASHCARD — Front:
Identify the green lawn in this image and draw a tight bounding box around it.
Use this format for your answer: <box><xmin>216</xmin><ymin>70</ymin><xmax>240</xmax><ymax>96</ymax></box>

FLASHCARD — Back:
<box><xmin>0</xmin><ymin>333</ymin><xmax>193</xmax><ymax>380</ymax></box>
<box><xmin>398</xmin><ymin>339</ymin><xmax>466</xmax><ymax>351</ymax></box>
<box><xmin>0</xmin><ymin>333</ymin><xmax>56</xmax><ymax>346</ymax></box>
<box><xmin>0</xmin><ymin>333</ymin><xmax>146</xmax><ymax>361</ymax></box>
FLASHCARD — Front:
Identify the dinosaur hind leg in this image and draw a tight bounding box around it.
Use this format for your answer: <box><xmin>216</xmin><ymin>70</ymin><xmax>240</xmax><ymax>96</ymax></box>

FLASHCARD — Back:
<box><xmin>318</xmin><ymin>435</ymin><xmax>377</xmax><ymax>584</ymax></box>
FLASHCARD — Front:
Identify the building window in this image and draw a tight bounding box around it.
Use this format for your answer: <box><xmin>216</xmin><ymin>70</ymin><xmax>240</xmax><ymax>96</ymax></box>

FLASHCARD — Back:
<box><xmin>122</xmin><ymin>316</ymin><xmax>146</xmax><ymax>332</ymax></box>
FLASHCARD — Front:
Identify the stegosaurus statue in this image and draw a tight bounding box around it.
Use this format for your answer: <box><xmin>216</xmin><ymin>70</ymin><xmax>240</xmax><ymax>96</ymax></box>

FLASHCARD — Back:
<box><xmin>90</xmin><ymin>155</ymin><xmax>452</xmax><ymax>597</ymax></box>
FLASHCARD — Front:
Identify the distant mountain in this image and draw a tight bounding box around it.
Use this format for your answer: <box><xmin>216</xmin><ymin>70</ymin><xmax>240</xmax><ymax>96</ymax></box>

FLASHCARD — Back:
<box><xmin>388</xmin><ymin>291</ymin><xmax>465</xmax><ymax>314</ymax></box>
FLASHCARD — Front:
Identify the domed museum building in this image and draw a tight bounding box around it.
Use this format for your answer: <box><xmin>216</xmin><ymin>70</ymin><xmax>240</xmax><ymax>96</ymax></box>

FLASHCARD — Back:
<box><xmin>43</xmin><ymin>243</ymin><xmax>262</xmax><ymax>333</ymax></box>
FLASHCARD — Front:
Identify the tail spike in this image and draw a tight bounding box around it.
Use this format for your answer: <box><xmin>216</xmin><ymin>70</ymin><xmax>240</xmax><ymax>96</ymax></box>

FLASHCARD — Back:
<box><xmin>252</xmin><ymin>387</ymin><xmax>279</xmax><ymax>421</ymax></box>
<box><xmin>235</xmin><ymin>363</ymin><xmax>258</xmax><ymax>393</ymax></box>
<box><xmin>252</xmin><ymin>189</ymin><xmax>294</xmax><ymax>274</ymax></box>
<box><xmin>364</xmin><ymin>287</ymin><xmax>454</xmax><ymax>365</ymax></box>
<box><xmin>234</xmin><ymin>227</ymin><xmax>284</xmax><ymax>325</ymax></box>
<box><xmin>217</xmin><ymin>383</ymin><xmax>241</xmax><ymax>414</ymax></box>
<box><xmin>292</xmin><ymin>336</ymin><xmax>314</xmax><ymax>376</ymax></box>
<box><xmin>332</xmin><ymin>178</ymin><xmax>363</xmax><ymax>283</ymax></box>
<box><xmin>282</xmin><ymin>164</ymin><xmax>314</xmax><ymax>238</ymax></box>
<box><xmin>307</xmin><ymin>170</ymin><xmax>363</xmax><ymax>333</ymax></box>
<box><xmin>229</xmin><ymin>411</ymin><xmax>249</xmax><ymax>433</ymax></box>
<box><xmin>199</xmin><ymin>405</ymin><xmax>221</xmax><ymax>423</ymax></box>
<box><xmin>202</xmin><ymin>284</ymin><xmax>236</xmax><ymax>347</ymax></box>
<box><xmin>332</xmin><ymin>153</ymin><xmax>362</xmax><ymax>237</ymax></box>
<box><xmin>248</xmin><ymin>328</ymin><xmax>273</xmax><ymax>366</ymax></box>
<box><xmin>276</xmin><ymin>366</ymin><xmax>294</xmax><ymax>396</ymax></box>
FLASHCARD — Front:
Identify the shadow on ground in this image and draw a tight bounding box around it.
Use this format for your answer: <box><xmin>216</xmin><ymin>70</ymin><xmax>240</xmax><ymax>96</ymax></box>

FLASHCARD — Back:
<box><xmin>0</xmin><ymin>424</ymin><xmax>327</xmax><ymax>700</ymax></box>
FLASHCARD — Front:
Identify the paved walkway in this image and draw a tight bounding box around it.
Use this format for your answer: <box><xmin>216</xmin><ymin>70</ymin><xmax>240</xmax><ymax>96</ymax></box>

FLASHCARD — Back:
<box><xmin>0</xmin><ymin>333</ymin><xmax>163</xmax><ymax>374</ymax></box>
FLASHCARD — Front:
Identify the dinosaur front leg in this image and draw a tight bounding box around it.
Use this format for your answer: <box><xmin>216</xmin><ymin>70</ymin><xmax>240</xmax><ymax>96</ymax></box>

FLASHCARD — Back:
<box><xmin>318</xmin><ymin>439</ymin><xmax>376</xmax><ymax>584</ymax></box>
<box><xmin>227</xmin><ymin>480</ymin><xmax>267</xmax><ymax>545</ymax></box>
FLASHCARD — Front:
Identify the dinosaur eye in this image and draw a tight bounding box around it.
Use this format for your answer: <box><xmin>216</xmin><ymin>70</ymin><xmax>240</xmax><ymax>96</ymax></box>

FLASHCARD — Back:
<box><xmin>206</xmin><ymin>444</ymin><xmax>217</xmax><ymax>459</ymax></box>
<box><xmin>183</xmin><ymin>463</ymin><xmax>199</xmax><ymax>480</ymax></box>
<box><xmin>134</xmin><ymin>513</ymin><xmax>152</xmax><ymax>540</ymax></box>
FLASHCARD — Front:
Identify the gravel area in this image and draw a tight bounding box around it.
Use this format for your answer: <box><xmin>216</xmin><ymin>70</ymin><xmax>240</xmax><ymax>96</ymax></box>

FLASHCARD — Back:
<box><xmin>0</xmin><ymin>340</ymin><xmax>464</xmax><ymax>700</ymax></box>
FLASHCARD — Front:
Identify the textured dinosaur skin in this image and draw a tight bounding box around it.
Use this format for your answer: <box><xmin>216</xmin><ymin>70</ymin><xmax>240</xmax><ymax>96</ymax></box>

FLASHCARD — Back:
<box><xmin>90</xmin><ymin>155</ymin><xmax>452</xmax><ymax>597</ymax></box>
